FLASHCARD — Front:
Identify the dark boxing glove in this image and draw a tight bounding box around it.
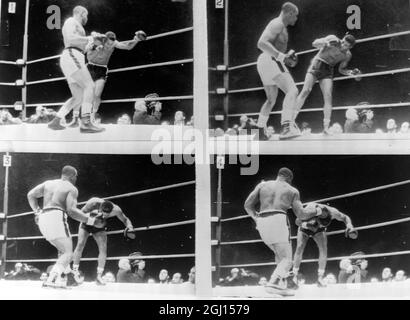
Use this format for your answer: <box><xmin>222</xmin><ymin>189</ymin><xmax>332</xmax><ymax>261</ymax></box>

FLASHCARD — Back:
<box><xmin>123</xmin><ymin>227</ymin><xmax>136</xmax><ymax>241</ymax></box>
<box><xmin>135</xmin><ymin>30</ymin><xmax>147</xmax><ymax>41</ymax></box>
<box><xmin>345</xmin><ymin>228</ymin><xmax>358</xmax><ymax>239</ymax></box>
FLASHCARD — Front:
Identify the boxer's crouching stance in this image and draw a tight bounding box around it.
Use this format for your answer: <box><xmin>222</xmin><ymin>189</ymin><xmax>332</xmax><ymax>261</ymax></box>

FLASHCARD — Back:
<box><xmin>72</xmin><ymin>197</ymin><xmax>134</xmax><ymax>285</ymax></box>
<box><xmin>292</xmin><ymin>203</ymin><xmax>356</xmax><ymax>287</ymax></box>
<box><xmin>27</xmin><ymin>166</ymin><xmax>104</xmax><ymax>288</ymax></box>
<box><xmin>244</xmin><ymin>167</ymin><xmax>321</xmax><ymax>296</ymax></box>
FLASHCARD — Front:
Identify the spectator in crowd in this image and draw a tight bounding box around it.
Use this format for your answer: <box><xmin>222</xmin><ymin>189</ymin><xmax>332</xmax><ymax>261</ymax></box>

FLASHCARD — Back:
<box><xmin>213</xmin><ymin>128</ymin><xmax>225</xmax><ymax>137</ymax></box>
<box><xmin>159</xmin><ymin>269</ymin><xmax>170</xmax><ymax>284</ymax></box>
<box><xmin>386</xmin><ymin>119</ymin><xmax>397</xmax><ymax>133</ymax></box>
<box><xmin>5</xmin><ymin>262</ymin><xmax>41</xmax><ymax>280</ymax></box>
<box><xmin>338</xmin><ymin>258</ymin><xmax>353</xmax><ymax>283</ymax></box>
<box><xmin>344</xmin><ymin>107</ymin><xmax>360</xmax><ymax>133</ymax></box>
<box><xmin>102</xmin><ymin>272</ymin><xmax>116</xmax><ymax>283</ymax></box>
<box><xmin>258</xmin><ymin>276</ymin><xmax>268</xmax><ymax>286</ymax></box>
<box><xmin>174</xmin><ymin>111</ymin><xmax>186</xmax><ymax>126</ymax></box>
<box><xmin>147</xmin><ymin>278</ymin><xmax>156</xmax><ymax>284</ymax></box>
<box><xmin>116</xmin><ymin>258</ymin><xmax>136</xmax><ymax>283</ymax></box>
<box><xmin>161</xmin><ymin>121</ymin><xmax>171</xmax><ymax>126</ymax></box>
<box><xmin>225</xmin><ymin>128</ymin><xmax>237</xmax><ymax>136</ymax></box>
<box><xmin>133</xmin><ymin>94</ymin><xmax>162</xmax><ymax>125</ymax></box>
<box><xmin>339</xmin><ymin>252</ymin><xmax>368</xmax><ymax>283</ymax></box>
<box><xmin>238</xmin><ymin>115</ymin><xmax>257</xmax><ymax>135</ymax></box>
<box><xmin>357</xmin><ymin>109</ymin><xmax>374</xmax><ymax>133</ymax></box>
<box><xmin>328</xmin><ymin>122</ymin><xmax>343</xmax><ymax>134</ymax></box>
<box><xmin>266</xmin><ymin>126</ymin><xmax>275</xmax><ymax>137</ymax></box>
<box><xmin>324</xmin><ymin>273</ymin><xmax>337</xmax><ymax>285</ymax></box>
<box><xmin>27</xmin><ymin>106</ymin><xmax>55</xmax><ymax>124</ymax></box>
<box><xmin>399</xmin><ymin>122</ymin><xmax>410</xmax><ymax>134</ymax></box>
<box><xmin>370</xmin><ymin>277</ymin><xmax>379</xmax><ymax>283</ymax></box>
<box><xmin>220</xmin><ymin>268</ymin><xmax>243</xmax><ymax>286</ymax></box>
<box><xmin>375</xmin><ymin>128</ymin><xmax>384</xmax><ymax>134</ymax></box>
<box><xmin>382</xmin><ymin>267</ymin><xmax>393</xmax><ymax>282</ymax></box>
<box><xmin>117</xmin><ymin>114</ymin><xmax>132</xmax><ymax>125</ymax></box>
<box><xmin>394</xmin><ymin>270</ymin><xmax>407</xmax><ymax>281</ymax></box>
<box><xmin>0</xmin><ymin>109</ymin><xmax>22</xmax><ymax>125</ymax></box>
<box><xmin>300</xmin><ymin>122</ymin><xmax>311</xmax><ymax>135</ymax></box>
<box><xmin>131</xmin><ymin>256</ymin><xmax>147</xmax><ymax>283</ymax></box>
<box><xmin>40</xmin><ymin>272</ymin><xmax>48</xmax><ymax>282</ymax></box>
<box><xmin>186</xmin><ymin>266</ymin><xmax>195</xmax><ymax>284</ymax></box>
<box><xmin>171</xmin><ymin>272</ymin><xmax>183</xmax><ymax>284</ymax></box>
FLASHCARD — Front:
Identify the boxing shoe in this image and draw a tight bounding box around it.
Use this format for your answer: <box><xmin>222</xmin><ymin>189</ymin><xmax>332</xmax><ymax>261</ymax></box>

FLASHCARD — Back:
<box><xmin>95</xmin><ymin>274</ymin><xmax>106</xmax><ymax>286</ymax></box>
<box><xmin>286</xmin><ymin>273</ymin><xmax>299</xmax><ymax>290</ymax></box>
<box><xmin>265</xmin><ymin>279</ymin><xmax>295</xmax><ymax>297</ymax></box>
<box><xmin>80</xmin><ymin>116</ymin><xmax>105</xmax><ymax>133</ymax></box>
<box><xmin>66</xmin><ymin>272</ymin><xmax>81</xmax><ymax>287</ymax></box>
<box><xmin>279</xmin><ymin>122</ymin><xmax>301</xmax><ymax>140</ymax></box>
<box><xmin>317</xmin><ymin>276</ymin><xmax>327</xmax><ymax>288</ymax></box>
<box><xmin>48</xmin><ymin>117</ymin><xmax>66</xmax><ymax>130</ymax></box>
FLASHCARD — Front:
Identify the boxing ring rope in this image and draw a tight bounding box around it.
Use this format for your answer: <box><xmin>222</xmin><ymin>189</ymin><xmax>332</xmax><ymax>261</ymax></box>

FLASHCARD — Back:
<box><xmin>227</xmin><ymin>30</ymin><xmax>410</xmax><ymax>71</ymax></box>
<box><xmin>25</xmin><ymin>27</ymin><xmax>194</xmax><ymax>65</ymax></box>
<box><xmin>218</xmin><ymin>250</ymin><xmax>410</xmax><ymax>269</ymax></box>
<box><xmin>217</xmin><ymin>216</ymin><xmax>410</xmax><ymax>246</ymax></box>
<box><xmin>227</xmin><ymin>102</ymin><xmax>410</xmax><ymax>118</ymax></box>
<box><xmin>6</xmin><ymin>253</ymin><xmax>195</xmax><ymax>264</ymax></box>
<box><xmin>0</xmin><ymin>60</ymin><xmax>18</xmax><ymax>66</ymax></box>
<box><xmin>220</xmin><ymin>179</ymin><xmax>410</xmax><ymax>223</ymax></box>
<box><xmin>7</xmin><ymin>180</ymin><xmax>195</xmax><ymax>219</ymax></box>
<box><xmin>25</xmin><ymin>58</ymin><xmax>194</xmax><ymax>86</ymax></box>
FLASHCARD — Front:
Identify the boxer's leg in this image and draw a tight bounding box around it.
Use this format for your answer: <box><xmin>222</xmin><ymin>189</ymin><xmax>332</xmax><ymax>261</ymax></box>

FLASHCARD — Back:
<box><xmin>319</xmin><ymin>78</ymin><xmax>334</xmax><ymax>133</ymax></box>
<box><xmin>294</xmin><ymin>73</ymin><xmax>317</xmax><ymax>121</ymax></box>
<box><xmin>92</xmin><ymin>231</ymin><xmax>108</xmax><ymax>285</ymax></box>
<box><xmin>92</xmin><ymin>79</ymin><xmax>106</xmax><ymax>122</ymax></box>
<box><xmin>45</xmin><ymin>237</ymin><xmax>73</xmax><ymax>287</ymax></box>
<box><xmin>72</xmin><ymin>227</ymin><xmax>90</xmax><ymax>273</ymax></box>
<box><xmin>267</xmin><ymin>242</ymin><xmax>293</xmax><ymax>288</ymax></box>
<box><xmin>293</xmin><ymin>229</ymin><xmax>309</xmax><ymax>276</ymax></box>
<box><xmin>313</xmin><ymin>231</ymin><xmax>328</xmax><ymax>287</ymax></box>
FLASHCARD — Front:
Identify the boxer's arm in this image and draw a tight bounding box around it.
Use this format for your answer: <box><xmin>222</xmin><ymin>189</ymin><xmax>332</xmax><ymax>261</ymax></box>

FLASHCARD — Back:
<box><xmin>257</xmin><ymin>21</ymin><xmax>286</xmax><ymax>61</ymax></box>
<box><xmin>63</xmin><ymin>21</ymin><xmax>90</xmax><ymax>47</ymax></box>
<box><xmin>328</xmin><ymin>206</ymin><xmax>354</xmax><ymax>229</ymax></box>
<box><xmin>114</xmin><ymin>205</ymin><xmax>134</xmax><ymax>229</ymax></box>
<box><xmin>115</xmin><ymin>39</ymin><xmax>139</xmax><ymax>50</ymax></box>
<box><xmin>81</xmin><ymin>197</ymin><xmax>103</xmax><ymax>213</ymax></box>
<box><xmin>313</xmin><ymin>35</ymin><xmax>339</xmax><ymax>48</ymax></box>
<box><xmin>338</xmin><ymin>52</ymin><xmax>353</xmax><ymax>76</ymax></box>
<box><xmin>66</xmin><ymin>188</ymin><xmax>92</xmax><ymax>223</ymax></box>
<box><xmin>27</xmin><ymin>183</ymin><xmax>45</xmax><ymax>212</ymax></box>
<box><xmin>244</xmin><ymin>183</ymin><xmax>261</xmax><ymax>219</ymax></box>
<box><xmin>292</xmin><ymin>191</ymin><xmax>318</xmax><ymax>220</ymax></box>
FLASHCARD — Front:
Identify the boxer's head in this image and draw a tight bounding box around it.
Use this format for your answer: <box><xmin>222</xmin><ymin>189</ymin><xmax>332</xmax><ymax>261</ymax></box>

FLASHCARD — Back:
<box><xmin>105</xmin><ymin>31</ymin><xmax>117</xmax><ymax>45</ymax></box>
<box><xmin>281</xmin><ymin>2</ymin><xmax>299</xmax><ymax>26</ymax></box>
<box><xmin>342</xmin><ymin>34</ymin><xmax>356</xmax><ymax>50</ymax></box>
<box><xmin>100</xmin><ymin>201</ymin><xmax>114</xmax><ymax>214</ymax></box>
<box><xmin>61</xmin><ymin>165</ymin><xmax>78</xmax><ymax>184</ymax></box>
<box><xmin>278</xmin><ymin>167</ymin><xmax>294</xmax><ymax>183</ymax></box>
<box><xmin>73</xmin><ymin>6</ymin><xmax>88</xmax><ymax>26</ymax></box>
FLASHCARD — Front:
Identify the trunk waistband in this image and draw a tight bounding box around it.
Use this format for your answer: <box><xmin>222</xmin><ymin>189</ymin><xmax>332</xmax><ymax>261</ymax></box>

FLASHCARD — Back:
<box><xmin>42</xmin><ymin>207</ymin><xmax>66</xmax><ymax>214</ymax></box>
<box><xmin>256</xmin><ymin>210</ymin><xmax>286</xmax><ymax>218</ymax></box>
<box><xmin>64</xmin><ymin>47</ymin><xmax>84</xmax><ymax>55</ymax></box>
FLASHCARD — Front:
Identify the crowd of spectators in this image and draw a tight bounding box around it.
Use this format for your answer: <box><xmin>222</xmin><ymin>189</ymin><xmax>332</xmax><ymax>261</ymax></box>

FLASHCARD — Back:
<box><xmin>0</xmin><ymin>93</ymin><xmax>192</xmax><ymax>128</ymax></box>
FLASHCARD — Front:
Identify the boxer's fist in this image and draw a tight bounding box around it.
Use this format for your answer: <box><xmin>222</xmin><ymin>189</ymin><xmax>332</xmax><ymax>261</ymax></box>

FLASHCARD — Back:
<box><xmin>135</xmin><ymin>30</ymin><xmax>147</xmax><ymax>41</ymax></box>
<box><xmin>284</xmin><ymin>49</ymin><xmax>298</xmax><ymax>68</ymax></box>
<box><xmin>351</xmin><ymin>68</ymin><xmax>362</xmax><ymax>81</ymax></box>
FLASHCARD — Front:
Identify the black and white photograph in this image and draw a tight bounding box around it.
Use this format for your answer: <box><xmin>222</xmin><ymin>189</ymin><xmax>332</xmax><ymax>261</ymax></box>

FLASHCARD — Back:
<box><xmin>0</xmin><ymin>0</ymin><xmax>409</xmax><ymax>306</ymax></box>
<box><xmin>209</xmin><ymin>0</ymin><xmax>410</xmax><ymax>153</ymax></box>
<box><xmin>0</xmin><ymin>153</ymin><xmax>196</xmax><ymax>299</ymax></box>
<box><xmin>211</xmin><ymin>155</ymin><xmax>410</xmax><ymax>299</ymax></box>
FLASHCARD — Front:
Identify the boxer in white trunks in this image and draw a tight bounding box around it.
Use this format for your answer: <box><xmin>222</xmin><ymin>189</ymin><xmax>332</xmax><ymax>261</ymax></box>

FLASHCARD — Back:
<box><xmin>47</xmin><ymin>5</ymin><xmax>105</xmax><ymax>133</ymax></box>
<box><xmin>244</xmin><ymin>167</ymin><xmax>323</xmax><ymax>295</ymax></box>
<box><xmin>27</xmin><ymin>165</ymin><xmax>105</xmax><ymax>288</ymax></box>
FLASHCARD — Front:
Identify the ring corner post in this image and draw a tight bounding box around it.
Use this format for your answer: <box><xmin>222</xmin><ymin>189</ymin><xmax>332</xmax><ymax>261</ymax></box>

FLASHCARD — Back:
<box><xmin>0</xmin><ymin>152</ymin><xmax>10</xmax><ymax>279</ymax></box>
<box><xmin>21</xmin><ymin>0</ymin><xmax>30</xmax><ymax>120</ymax></box>
<box><xmin>193</xmin><ymin>0</ymin><xmax>212</xmax><ymax>298</ymax></box>
<box><xmin>223</xmin><ymin>0</ymin><xmax>230</xmax><ymax>131</ymax></box>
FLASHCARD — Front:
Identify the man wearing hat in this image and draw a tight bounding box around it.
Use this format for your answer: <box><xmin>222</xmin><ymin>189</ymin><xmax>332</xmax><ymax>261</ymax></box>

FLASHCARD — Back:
<box><xmin>292</xmin><ymin>203</ymin><xmax>357</xmax><ymax>287</ymax></box>
<box><xmin>129</xmin><ymin>252</ymin><xmax>147</xmax><ymax>283</ymax></box>
<box><xmin>133</xmin><ymin>94</ymin><xmax>162</xmax><ymax>125</ymax></box>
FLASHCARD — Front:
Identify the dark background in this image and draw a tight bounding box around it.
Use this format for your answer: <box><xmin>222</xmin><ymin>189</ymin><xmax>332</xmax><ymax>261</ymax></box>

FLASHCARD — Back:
<box><xmin>0</xmin><ymin>153</ymin><xmax>195</xmax><ymax>281</ymax></box>
<box><xmin>211</xmin><ymin>155</ymin><xmax>410</xmax><ymax>283</ymax></box>
<box><xmin>208</xmin><ymin>0</ymin><xmax>410</xmax><ymax>131</ymax></box>
<box><xmin>0</xmin><ymin>0</ymin><xmax>193</xmax><ymax>123</ymax></box>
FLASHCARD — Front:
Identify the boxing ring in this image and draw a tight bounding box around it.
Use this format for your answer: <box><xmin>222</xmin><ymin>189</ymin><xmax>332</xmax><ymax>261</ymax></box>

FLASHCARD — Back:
<box><xmin>0</xmin><ymin>0</ymin><xmax>194</xmax><ymax>152</ymax></box>
<box><xmin>211</xmin><ymin>170</ymin><xmax>410</xmax><ymax>298</ymax></box>
<box><xmin>0</xmin><ymin>180</ymin><xmax>197</xmax><ymax>298</ymax></box>
<box><xmin>210</xmin><ymin>0</ymin><xmax>410</xmax><ymax>153</ymax></box>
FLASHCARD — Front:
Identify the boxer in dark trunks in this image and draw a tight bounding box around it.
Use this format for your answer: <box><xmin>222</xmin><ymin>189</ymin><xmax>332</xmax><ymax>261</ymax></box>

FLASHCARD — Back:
<box><xmin>293</xmin><ymin>34</ymin><xmax>361</xmax><ymax>133</ymax></box>
<box><xmin>72</xmin><ymin>197</ymin><xmax>134</xmax><ymax>285</ymax></box>
<box><xmin>67</xmin><ymin>30</ymin><xmax>146</xmax><ymax>126</ymax></box>
<box><xmin>292</xmin><ymin>203</ymin><xmax>356</xmax><ymax>287</ymax></box>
